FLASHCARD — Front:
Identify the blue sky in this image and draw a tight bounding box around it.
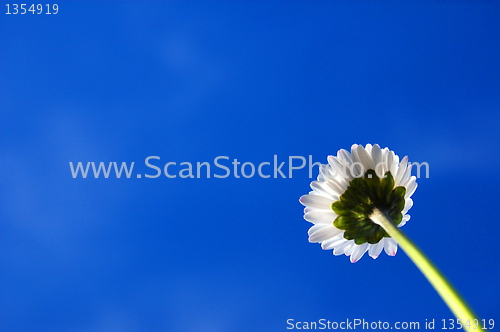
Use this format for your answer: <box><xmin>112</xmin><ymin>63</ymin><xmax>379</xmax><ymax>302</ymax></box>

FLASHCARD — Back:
<box><xmin>1</xmin><ymin>1</ymin><xmax>499</xmax><ymax>331</ymax></box>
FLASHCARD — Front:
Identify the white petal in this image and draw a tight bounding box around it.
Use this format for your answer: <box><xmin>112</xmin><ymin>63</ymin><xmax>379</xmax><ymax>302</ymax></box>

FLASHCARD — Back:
<box><xmin>394</xmin><ymin>156</ymin><xmax>408</xmax><ymax>186</ymax></box>
<box><xmin>324</xmin><ymin>178</ymin><xmax>347</xmax><ymax>196</ymax></box>
<box><xmin>347</xmin><ymin>164</ymin><xmax>362</xmax><ymax>179</ymax></box>
<box><xmin>386</xmin><ymin>149</ymin><xmax>394</xmax><ymax>175</ymax></box>
<box><xmin>368</xmin><ymin>240</ymin><xmax>384</xmax><ymax>259</ymax></box>
<box><xmin>401</xmin><ymin>173</ymin><xmax>415</xmax><ymax>187</ymax></box>
<box><xmin>307</xmin><ymin>224</ymin><xmax>331</xmax><ymax>241</ymax></box>
<box><xmin>327</xmin><ymin>156</ymin><xmax>346</xmax><ymax>177</ymax></box>
<box><xmin>304</xmin><ymin>209</ymin><xmax>337</xmax><ymax>224</ymax></box>
<box><xmin>344</xmin><ymin>244</ymin><xmax>356</xmax><ymax>256</ymax></box>
<box><xmin>350</xmin><ymin>243</ymin><xmax>369</xmax><ymax>263</ymax></box>
<box><xmin>399</xmin><ymin>214</ymin><xmax>410</xmax><ymax>227</ymax></box>
<box><xmin>353</xmin><ymin>144</ymin><xmax>375</xmax><ymax>171</ymax></box>
<box><xmin>310</xmin><ymin>181</ymin><xmax>339</xmax><ymax>201</ymax></box>
<box><xmin>402</xmin><ymin>198</ymin><xmax>413</xmax><ymax>214</ymax></box>
<box><xmin>299</xmin><ymin>195</ymin><xmax>334</xmax><ymax>210</ymax></box>
<box><xmin>303</xmin><ymin>207</ymin><xmax>315</xmax><ymax>214</ymax></box>
<box><xmin>319</xmin><ymin>164</ymin><xmax>335</xmax><ymax>180</ymax></box>
<box><xmin>384</xmin><ymin>238</ymin><xmax>398</xmax><ymax>256</ymax></box>
<box><xmin>398</xmin><ymin>164</ymin><xmax>412</xmax><ymax>187</ymax></box>
<box><xmin>308</xmin><ymin>223</ymin><xmax>329</xmax><ymax>234</ymax></box>
<box><xmin>389</xmin><ymin>152</ymin><xmax>400</xmax><ymax>176</ymax></box>
<box><xmin>338</xmin><ymin>149</ymin><xmax>354</xmax><ymax>166</ymax></box>
<box><xmin>381</xmin><ymin>147</ymin><xmax>389</xmax><ymax>164</ymax></box>
<box><xmin>321</xmin><ymin>234</ymin><xmax>346</xmax><ymax>249</ymax></box>
<box><xmin>364</xmin><ymin>143</ymin><xmax>373</xmax><ymax>155</ymax></box>
<box><xmin>321</xmin><ymin>179</ymin><xmax>345</xmax><ymax>197</ymax></box>
<box><xmin>331</xmin><ymin>175</ymin><xmax>350</xmax><ymax>191</ymax></box>
<box><xmin>333</xmin><ymin>241</ymin><xmax>353</xmax><ymax>256</ymax></box>
<box><xmin>337</xmin><ymin>149</ymin><xmax>359</xmax><ymax>176</ymax></box>
<box><xmin>309</xmin><ymin>225</ymin><xmax>342</xmax><ymax>243</ymax></box>
<box><xmin>371</xmin><ymin>144</ymin><xmax>382</xmax><ymax>167</ymax></box>
<box><xmin>372</xmin><ymin>145</ymin><xmax>386</xmax><ymax>176</ymax></box>
<box><xmin>404</xmin><ymin>178</ymin><xmax>418</xmax><ymax>199</ymax></box>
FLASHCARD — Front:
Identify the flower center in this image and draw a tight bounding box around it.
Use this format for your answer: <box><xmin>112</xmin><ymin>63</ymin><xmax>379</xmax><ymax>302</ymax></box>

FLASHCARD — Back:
<box><xmin>331</xmin><ymin>169</ymin><xmax>406</xmax><ymax>245</ymax></box>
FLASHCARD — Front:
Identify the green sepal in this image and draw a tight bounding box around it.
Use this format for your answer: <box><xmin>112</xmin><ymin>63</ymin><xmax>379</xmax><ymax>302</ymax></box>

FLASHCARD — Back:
<box><xmin>380</xmin><ymin>172</ymin><xmax>395</xmax><ymax>202</ymax></box>
<box><xmin>331</xmin><ymin>201</ymin><xmax>349</xmax><ymax>215</ymax></box>
<box><xmin>331</xmin><ymin>169</ymin><xmax>408</xmax><ymax>245</ymax></box>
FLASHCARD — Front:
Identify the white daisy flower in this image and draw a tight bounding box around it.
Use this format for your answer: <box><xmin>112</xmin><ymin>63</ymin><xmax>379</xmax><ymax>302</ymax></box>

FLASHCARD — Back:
<box><xmin>299</xmin><ymin>144</ymin><xmax>418</xmax><ymax>263</ymax></box>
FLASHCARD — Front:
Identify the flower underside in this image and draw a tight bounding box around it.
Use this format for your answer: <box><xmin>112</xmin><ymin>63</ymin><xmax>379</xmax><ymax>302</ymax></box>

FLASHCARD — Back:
<box><xmin>331</xmin><ymin>169</ymin><xmax>406</xmax><ymax>245</ymax></box>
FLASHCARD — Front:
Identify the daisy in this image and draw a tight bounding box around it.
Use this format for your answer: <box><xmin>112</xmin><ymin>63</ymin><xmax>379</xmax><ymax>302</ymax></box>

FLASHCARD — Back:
<box><xmin>299</xmin><ymin>144</ymin><xmax>485</xmax><ymax>330</ymax></box>
<box><xmin>299</xmin><ymin>144</ymin><xmax>417</xmax><ymax>263</ymax></box>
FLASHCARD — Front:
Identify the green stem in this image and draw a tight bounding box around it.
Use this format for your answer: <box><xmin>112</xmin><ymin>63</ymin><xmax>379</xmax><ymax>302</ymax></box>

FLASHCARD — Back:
<box><xmin>370</xmin><ymin>209</ymin><xmax>485</xmax><ymax>332</ymax></box>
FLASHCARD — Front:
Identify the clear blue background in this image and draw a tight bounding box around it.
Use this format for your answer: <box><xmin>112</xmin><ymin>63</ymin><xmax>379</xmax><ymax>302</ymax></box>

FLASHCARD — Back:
<box><xmin>1</xmin><ymin>1</ymin><xmax>499</xmax><ymax>331</ymax></box>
